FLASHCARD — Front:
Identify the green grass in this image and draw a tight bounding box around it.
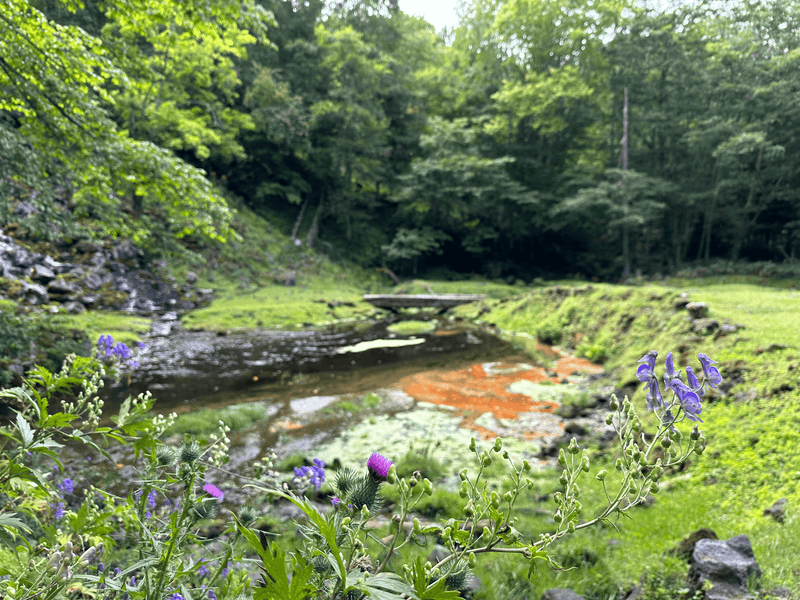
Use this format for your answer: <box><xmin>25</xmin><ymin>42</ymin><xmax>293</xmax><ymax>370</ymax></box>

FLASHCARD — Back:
<box><xmin>53</xmin><ymin>311</ymin><xmax>151</xmax><ymax>346</ymax></box>
<box><xmin>165</xmin><ymin>402</ymin><xmax>279</xmax><ymax>436</ymax></box>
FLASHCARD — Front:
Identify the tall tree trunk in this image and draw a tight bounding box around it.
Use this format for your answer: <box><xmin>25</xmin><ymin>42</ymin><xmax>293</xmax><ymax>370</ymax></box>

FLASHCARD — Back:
<box><xmin>290</xmin><ymin>199</ymin><xmax>308</xmax><ymax>241</ymax></box>
<box><xmin>306</xmin><ymin>195</ymin><xmax>324</xmax><ymax>248</ymax></box>
<box><xmin>730</xmin><ymin>146</ymin><xmax>764</xmax><ymax>261</ymax></box>
<box><xmin>620</xmin><ymin>87</ymin><xmax>630</xmax><ymax>279</ymax></box>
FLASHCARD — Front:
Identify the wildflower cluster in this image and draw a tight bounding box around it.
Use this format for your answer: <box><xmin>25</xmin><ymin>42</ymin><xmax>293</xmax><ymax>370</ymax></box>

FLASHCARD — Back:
<box><xmin>96</xmin><ymin>334</ymin><xmax>145</xmax><ymax>370</ymax></box>
<box><xmin>207</xmin><ymin>420</ymin><xmax>232</xmax><ymax>467</ymax></box>
<box><xmin>636</xmin><ymin>350</ymin><xmax>721</xmax><ymax>423</ymax></box>
<box><xmin>294</xmin><ymin>458</ymin><xmax>326</xmax><ymax>490</ymax></box>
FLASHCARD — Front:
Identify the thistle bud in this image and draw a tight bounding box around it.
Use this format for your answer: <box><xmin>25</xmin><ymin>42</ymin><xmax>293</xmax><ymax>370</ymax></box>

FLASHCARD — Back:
<box><xmin>493</xmin><ymin>437</ymin><xmax>503</xmax><ymax>452</ymax></box>
<box><xmin>568</xmin><ymin>438</ymin><xmax>580</xmax><ymax>454</ymax></box>
<box><xmin>180</xmin><ymin>441</ymin><xmax>202</xmax><ymax>464</ymax></box>
<box><xmin>595</xmin><ymin>469</ymin><xmax>607</xmax><ymax>481</ymax></box>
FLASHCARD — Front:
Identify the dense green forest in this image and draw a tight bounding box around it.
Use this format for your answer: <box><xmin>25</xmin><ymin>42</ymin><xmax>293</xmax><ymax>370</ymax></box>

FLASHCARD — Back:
<box><xmin>3</xmin><ymin>0</ymin><xmax>800</xmax><ymax>280</ymax></box>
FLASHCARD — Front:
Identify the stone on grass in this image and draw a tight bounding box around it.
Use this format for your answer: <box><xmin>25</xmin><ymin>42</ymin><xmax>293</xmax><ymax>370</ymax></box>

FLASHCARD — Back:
<box><xmin>670</xmin><ymin>528</ymin><xmax>719</xmax><ymax>559</ymax></box>
<box><xmin>689</xmin><ymin>534</ymin><xmax>761</xmax><ymax>600</ymax></box>
<box><xmin>762</xmin><ymin>498</ymin><xmax>787</xmax><ymax>523</ymax></box>
<box><xmin>64</xmin><ymin>301</ymin><xmax>86</xmax><ymax>314</ymax></box>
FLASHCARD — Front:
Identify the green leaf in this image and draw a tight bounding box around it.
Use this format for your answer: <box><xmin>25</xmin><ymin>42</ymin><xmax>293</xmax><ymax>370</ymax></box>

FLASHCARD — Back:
<box><xmin>15</xmin><ymin>414</ymin><xmax>33</xmax><ymax>449</ymax></box>
<box><xmin>0</xmin><ymin>512</ymin><xmax>31</xmax><ymax>534</ymax></box>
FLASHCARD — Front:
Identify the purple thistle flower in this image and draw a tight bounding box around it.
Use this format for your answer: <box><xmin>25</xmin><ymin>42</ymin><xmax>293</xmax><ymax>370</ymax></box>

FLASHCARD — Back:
<box><xmin>697</xmin><ymin>353</ymin><xmax>723</xmax><ymax>390</ymax></box>
<box><xmin>636</xmin><ymin>351</ymin><xmax>665</xmax><ymax>411</ymax></box>
<box><xmin>686</xmin><ymin>366</ymin><xmax>704</xmax><ymax>397</ymax></box>
<box><xmin>367</xmin><ymin>453</ymin><xmax>393</xmax><ymax>480</ymax></box>
<box><xmin>59</xmin><ymin>478</ymin><xmax>74</xmax><ymax>494</ymax></box>
<box><xmin>203</xmin><ymin>483</ymin><xmax>224</xmax><ymax>501</ymax></box>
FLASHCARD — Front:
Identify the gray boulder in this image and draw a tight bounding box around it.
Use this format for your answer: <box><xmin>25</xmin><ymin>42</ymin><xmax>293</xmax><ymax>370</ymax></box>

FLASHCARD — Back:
<box><xmin>112</xmin><ymin>240</ymin><xmax>141</xmax><ymax>263</ymax></box>
<box><xmin>763</xmin><ymin>498</ymin><xmax>787</xmax><ymax>523</ymax></box>
<box><xmin>22</xmin><ymin>281</ymin><xmax>49</xmax><ymax>305</ymax></box>
<box><xmin>541</xmin><ymin>589</ymin><xmax>585</xmax><ymax>600</ymax></box>
<box><xmin>686</xmin><ymin>301</ymin><xmax>709</xmax><ymax>319</ymax></box>
<box><xmin>30</xmin><ymin>264</ymin><xmax>56</xmax><ymax>284</ymax></box>
<box><xmin>689</xmin><ymin>534</ymin><xmax>761</xmax><ymax>600</ymax></box>
<box><xmin>84</xmin><ymin>272</ymin><xmax>104</xmax><ymax>290</ymax></box>
<box><xmin>12</xmin><ymin>247</ymin><xmax>37</xmax><ymax>268</ymax></box>
<box><xmin>47</xmin><ymin>278</ymin><xmax>81</xmax><ymax>298</ymax></box>
<box><xmin>64</xmin><ymin>301</ymin><xmax>86</xmax><ymax>314</ymax></box>
<box><xmin>186</xmin><ymin>271</ymin><xmax>198</xmax><ymax>284</ymax></box>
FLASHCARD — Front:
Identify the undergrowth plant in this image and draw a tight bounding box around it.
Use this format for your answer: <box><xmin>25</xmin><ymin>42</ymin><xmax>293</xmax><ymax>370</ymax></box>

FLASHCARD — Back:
<box><xmin>0</xmin><ymin>342</ymin><xmax>720</xmax><ymax>600</ymax></box>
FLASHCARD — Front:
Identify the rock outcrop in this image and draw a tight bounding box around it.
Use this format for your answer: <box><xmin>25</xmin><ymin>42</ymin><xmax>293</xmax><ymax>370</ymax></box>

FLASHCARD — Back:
<box><xmin>0</xmin><ymin>231</ymin><xmax>212</xmax><ymax>316</ymax></box>
<box><xmin>689</xmin><ymin>534</ymin><xmax>761</xmax><ymax>600</ymax></box>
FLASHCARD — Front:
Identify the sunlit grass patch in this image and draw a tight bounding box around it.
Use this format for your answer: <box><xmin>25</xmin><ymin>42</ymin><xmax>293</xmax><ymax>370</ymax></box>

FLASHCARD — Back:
<box><xmin>52</xmin><ymin>311</ymin><xmax>150</xmax><ymax>346</ymax></box>
<box><xmin>165</xmin><ymin>401</ymin><xmax>278</xmax><ymax>436</ymax></box>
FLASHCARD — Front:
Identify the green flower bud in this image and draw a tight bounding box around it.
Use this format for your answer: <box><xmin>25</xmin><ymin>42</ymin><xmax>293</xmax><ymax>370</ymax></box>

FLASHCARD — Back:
<box><xmin>442</xmin><ymin>527</ymin><xmax>452</xmax><ymax>543</ymax></box>
<box><xmin>661</xmin><ymin>436</ymin><xmax>672</xmax><ymax>448</ymax></box>
<box><xmin>650</xmin><ymin>482</ymin><xmax>660</xmax><ymax>494</ymax></box>
<box><xmin>482</xmin><ymin>453</ymin><xmax>493</xmax><ymax>467</ymax></box>
<box><xmin>559</xmin><ymin>470</ymin><xmax>569</xmax><ymax>486</ymax></box>
<box><xmin>503</xmin><ymin>450</ymin><xmax>509</xmax><ymax>459</ymax></box>
<box><xmin>409</xmin><ymin>478</ymin><xmax>418</xmax><ymax>488</ymax></box>
<box><xmin>493</xmin><ymin>437</ymin><xmax>503</xmax><ymax>452</ymax></box>
<box><xmin>606</xmin><ymin>413</ymin><xmax>615</xmax><ymax>425</ymax></box>
<box><xmin>523</xmin><ymin>460</ymin><xmax>531</xmax><ymax>472</ymax></box>
<box><xmin>491</xmin><ymin>491</ymin><xmax>501</xmax><ymax>509</ymax></box>
<box><xmin>469</xmin><ymin>437</ymin><xmax>476</xmax><ymax>451</ymax></box>
<box><xmin>464</xmin><ymin>502</ymin><xmax>475</xmax><ymax>518</ymax></box>
<box><xmin>650</xmin><ymin>465</ymin><xmax>664</xmax><ymax>480</ymax></box>
<box><xmin>554</xmin><ymin>491</ymin><xmax>563</xmax><ymax>504</ymax></box>
<box><xmin>482</xmin><ymin>525</ymin><xmax>491</xmax><ymax>539</ymax></box>
<box><xmin>468</xmin><ymin>552</ymin><xmax>477</xmax><ymax>568</ymax></box>
<box><xmin>567</xmin><ymin>521</ymin><xmax>575</xmax><ymax>533</ymax></box>
<box><xmin>573</xmin><ymin>483</ymin><xmax>580</xmax><ymax>496</ymax></box>
<box><xmin>695</xmin><ymin>440</ymin><xmax>706</xmax><ymax>455</ymax></box>
<box><xmin>595</xmin><ymin>469</ymin><xmax>608</xmax><ymax>481</ymax></box>
<box><xmin>615</xmin><ymin>458</ymin><xmax>624</xmax><ymax>471</ymax></box>
<box><xmin>670</xmin><ymin>428</ymin><xmax>682</xmax><ymax>441</ymax></box>
<box><xmin>387</xmin><ymin>464</ymin><xmax>397</xmax><ymax>484</ymax></box>
<box><xmin>632</xmin><ymin>419</ymin><xmax>641</xmax><ymax>433</ymax></box>
<box><xmin>459</xmin><ymin>481</ymin><xmax>469</xmax><ymax>498</ymax></box>
<box><xmin>459</xmin><ymin>468</ymin><xmax>468</xmax><ymax>481</ymax></box>
<box><xmin>558</xmin><ymin>448</ymin><xmax>567</xmax><ymax>467</ymax></box>
<box><xmin>581</xmin><ymin>456</ymin><xmax>590</xmax><ymax>473</ymax></box>
<box><xmin>413</xmin><ymin>518</ymin><xmax>422</xmax><ymax>535</ymax></box>
<box><xmin>504</xmin><ymin>491</ymin><xmax>514</xmax><ymax>504</ymax></box>
<box><xmin>423</xmin><ymin>478</ymin><xmax>434</xmax><ymax>496</ymax></box>
<box><xmin>553</xmin><ymin>512</ymin><xmax>562</xmax><ymax>523</ymax></box>
<box><xmin>690</xmin><ymin>425</ymin><xmax>701</xmax><ymax>441</ymax></box>
<box><xmin>425</xmin><ymin>561</ymin><xmax>433</xmax><ymax>571</ymax></box>
<box><xmin>342</xmin><ymin>517</ymin><xmax>351</xmax><ymax>527</ymax></box>
<box><xmin>361</xmin><ymin>505</ymin><xmax>370</xmax><ymax>520</ymax></box>
<box><xmin>609</xmin><ymin>394</ymin><xmax>619</xmax><ymax>410</ymax></box>
<box><xmin>568</xmin><ymin>437</ymin><xmax>580</xmax><ymax>454</ymax></box>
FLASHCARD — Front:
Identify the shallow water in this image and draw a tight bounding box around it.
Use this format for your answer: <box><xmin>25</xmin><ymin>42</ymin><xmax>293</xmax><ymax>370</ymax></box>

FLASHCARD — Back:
<box><xmin>108</xmin><ymin>317</ymin><xmax>531</xmax><ymax>415</ymax></box>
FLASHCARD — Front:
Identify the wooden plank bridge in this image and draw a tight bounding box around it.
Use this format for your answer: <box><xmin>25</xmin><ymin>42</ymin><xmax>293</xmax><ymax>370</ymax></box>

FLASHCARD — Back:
<box><xmin>362</xmin><ymin>294</ymin><xmax>486</xmax><ymax>312</ymax></box>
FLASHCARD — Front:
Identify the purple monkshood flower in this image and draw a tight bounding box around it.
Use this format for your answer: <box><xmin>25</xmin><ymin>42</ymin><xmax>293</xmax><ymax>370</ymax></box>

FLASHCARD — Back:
<box><xmin>147</xmin><ymin>490</ymin><xmax>158</xmax><ymax>509</ymax></box>
<box><xmin>686</xmin><ymin>366</ymin><xmax>704</xmax><ymax>397</ymax></box>
<box><xmin>170</xmin><ymin>594</ymin><xmax>184</xmax><ymax>600</ymax></box>
<box><xmin>59</xmin><ymin>478</ymin><xmax>74</xmax><ymax>494</ymax></box>
<box><xmin>136</xmin><ymin>340</ymin><xmax>145</xmax><ymax>350</ymax></box>
<box><xmin>697</xmin><ymin>353</ymin><xmax>723</xmax><ymax>390</ymax></box>
<box><xmin>671</xmin><ymin>381</ymin><xmax>703</xmax><ymax>422</ymax></box>
<box><xmin>221</xmin><ymin>562</ymin><xmax>231</xmax><ymax>578</ymax></box>
<box><xmin>367</xmin><ymin>453</ymin><xmax>393</xmax><ymax>481</ymax></box>
<box><xmin>203</xmin><ymin>483</ymin><xmax>224</xmax><ymax>501</ymax></box>
<box><xmin>198</xmin><ymin>565</ymin><xmax>209</xmax><ymax>578</ymax></box>
<box><xmin>636</xmin><ymin>351</ymin><xmax>664</xmax><ymax>411</ymax></box>
<box><xmin>331</xmin><ymin>497</ymin><xmax>341</xmax><ymax>508</ymax></box>
<box><xmin>294</xmin><ymin>459</ymin><xmax>326</xmax><ymax>490</ymax></box>
<box><xmin>208</xmin><ymin>591</ymin><xmax>217</xmax><ymax>600</ymax></box>
<box><xmin>662</xmin><ymin>352</ymin><xmax>682</xmax><ymax>393</ymax></box>
<box><xmin>51</xmin><ymin>501</ymin><xmax>65</xmax><ymax>520</ymax></box>
<box><xmin>114</xmin><ymin>568</ymin><xmax>122</xmax><ymax>576</ymax></box>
